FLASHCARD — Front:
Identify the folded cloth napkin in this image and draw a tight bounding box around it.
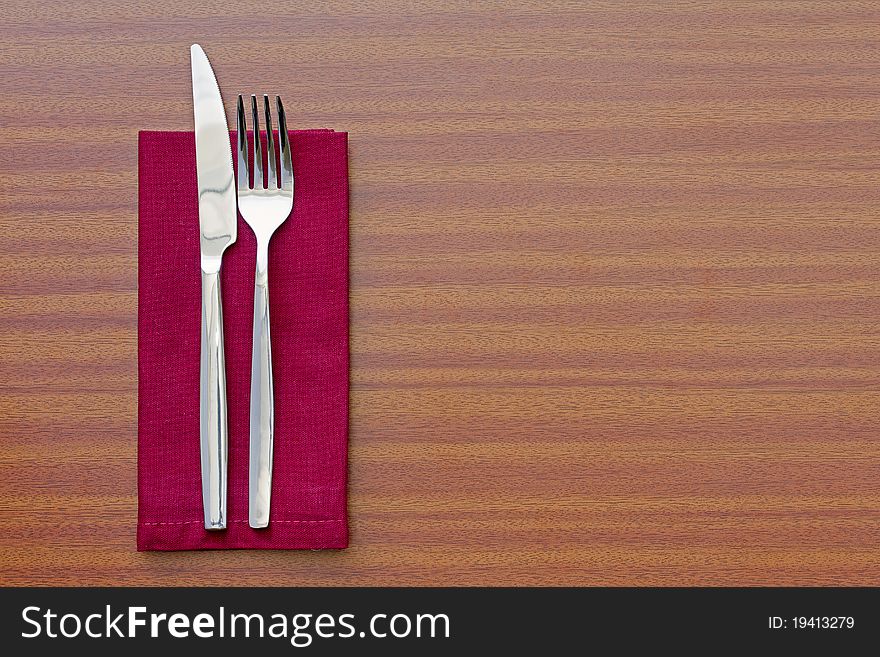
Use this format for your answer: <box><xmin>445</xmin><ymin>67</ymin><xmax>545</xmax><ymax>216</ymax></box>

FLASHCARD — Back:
<box><xmin>137</xmin><ymin>130</ymin><xmax>349</xmax><ymax>550</ymax></box>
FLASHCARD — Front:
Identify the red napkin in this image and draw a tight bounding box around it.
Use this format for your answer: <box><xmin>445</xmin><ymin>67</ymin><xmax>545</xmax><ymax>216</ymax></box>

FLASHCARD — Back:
<box><xmin>137</xmin><ymin>130</ymin><xmax>349</xmax><ymax>550</ymax></box>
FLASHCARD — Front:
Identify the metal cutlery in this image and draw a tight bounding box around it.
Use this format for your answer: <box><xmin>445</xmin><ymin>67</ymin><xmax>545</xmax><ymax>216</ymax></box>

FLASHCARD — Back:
<box><xmin>191</xmin><ymin>44</ymin><xmax>237</xmax><ymax>530</ymax></box>
<box><xmin>236</xmin><ymin>94</ymin><xmax>295</xmax><ymax>528</ymax></box>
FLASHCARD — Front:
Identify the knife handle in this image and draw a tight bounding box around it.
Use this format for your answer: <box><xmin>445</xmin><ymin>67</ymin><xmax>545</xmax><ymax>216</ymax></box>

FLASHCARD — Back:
<box><xmin>248</xmin><ymin>261</ymin><xmax>274</xmax><ymax>529</ymax></box>
<box><xmin>200</xmin><ymin>269</ymin><xmax>228</xmax><ymax>530</ymax></box>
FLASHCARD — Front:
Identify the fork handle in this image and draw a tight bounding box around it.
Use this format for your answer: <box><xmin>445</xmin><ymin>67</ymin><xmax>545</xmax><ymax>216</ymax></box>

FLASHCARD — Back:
<box><xmin>200</xmin><ymin>269</ymin><xmax>228</xmax><ymax>530</ymax></box>
<box><xmin>248</xmin><ymin>263</ymin><xmax>274</xmax><ymax>528</ymax></box>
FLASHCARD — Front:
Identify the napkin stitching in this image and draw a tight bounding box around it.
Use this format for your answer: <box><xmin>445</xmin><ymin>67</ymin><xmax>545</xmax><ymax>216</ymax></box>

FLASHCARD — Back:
<box><xmin>141</xmin><ymin>520</ymin><xmax>343</xmax><ymax>526</ymax></box>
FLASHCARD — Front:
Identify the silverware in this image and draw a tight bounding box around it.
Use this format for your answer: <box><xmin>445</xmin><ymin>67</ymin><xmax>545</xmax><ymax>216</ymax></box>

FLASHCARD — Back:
<box><xmin>236</xmin><ymin>94</ymin><xmax>294</xmax><ymax>528</ymax></box>
<box><xmin>191</xmin><ymin>44</ymin><xmax>237</xmax><ymax>530</ymax></box>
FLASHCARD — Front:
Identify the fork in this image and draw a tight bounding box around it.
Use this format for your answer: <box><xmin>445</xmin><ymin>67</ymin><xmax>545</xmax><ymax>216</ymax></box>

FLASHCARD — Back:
<box><xmin>236</xmin><ymin>94</ymin><xmax>294</xmax><ymax>528</ymax></box>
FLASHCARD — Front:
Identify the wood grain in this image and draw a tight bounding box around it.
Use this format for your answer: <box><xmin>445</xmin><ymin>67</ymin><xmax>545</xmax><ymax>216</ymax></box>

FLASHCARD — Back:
<box><xmin>1</xmin><ymin>0</ymin><xmax>879</xmax><ymax>585</ymax></box>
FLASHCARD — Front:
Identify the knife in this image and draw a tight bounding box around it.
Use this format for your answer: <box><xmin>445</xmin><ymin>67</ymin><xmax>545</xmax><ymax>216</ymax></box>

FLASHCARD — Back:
<box><xmin>191</xmin><ymin>44</ymin><xmax>236</xmax><ymax>530</ymax></box>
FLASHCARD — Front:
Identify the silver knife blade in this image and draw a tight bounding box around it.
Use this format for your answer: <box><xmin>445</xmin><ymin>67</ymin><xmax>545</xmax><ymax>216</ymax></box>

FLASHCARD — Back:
<box><xmin>191</xmin><ymin>43</ymin><xmax>236</xmax><ymax>273</ymax></box>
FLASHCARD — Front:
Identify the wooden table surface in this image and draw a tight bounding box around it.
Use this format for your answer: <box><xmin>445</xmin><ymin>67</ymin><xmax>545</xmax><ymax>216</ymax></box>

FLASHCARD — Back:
<box><xmin>1</xmin><ymin>1</ymin><xmax>878</xmax><ymax>586</ymax></box>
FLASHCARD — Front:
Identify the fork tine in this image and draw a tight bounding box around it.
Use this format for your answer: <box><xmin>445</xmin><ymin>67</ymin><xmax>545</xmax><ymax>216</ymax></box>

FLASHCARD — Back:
<box><xmin>263</xmin><ymin>95</ymin><xmax>278</xmax><ymax>190</ymax></box>
<box><xmin>276</xmin><ymin>96</ymin><xmax>293</xmax><ymax>193</ymax></box>
<box><xmin>250</xmin><ymin>94</ymin><xmax>264</xmax><ymax>188</ymax></box>
<box><xmin>236</xmin><ymin>95</ymin><xmax>249</xmax><ymax>191</ymax></box>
